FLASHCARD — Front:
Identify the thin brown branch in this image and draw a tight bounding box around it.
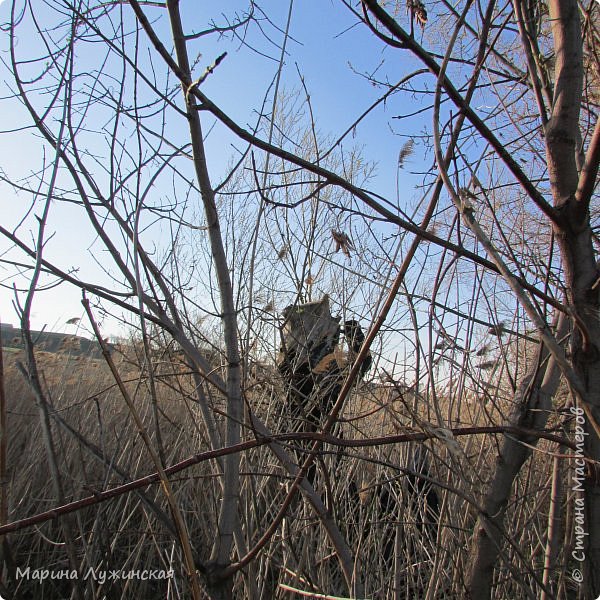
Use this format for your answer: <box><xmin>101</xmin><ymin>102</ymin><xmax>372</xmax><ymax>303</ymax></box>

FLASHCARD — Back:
<box><xmin>126</xmin><ymin>0</ymin><xmax>567</xmax><ymax>315</ymax></box>
<box><xmin>0</xmin><ymin>425</ymin><xmax>577</xmax><ymax>538</ymax></box>
<box><xmin>360</xmin><ymin>0</ymin><xmax>560</xmax><ymax>225</ymax></box>
<box><xmin>82</xmin><ymin>297</ymin><xmax>203</xmax><ymax>600</ymax></box>
<box><xmin>575</xmin><ymin>115</ymin><xmax>600</xmax><ymax>209</ymax></box>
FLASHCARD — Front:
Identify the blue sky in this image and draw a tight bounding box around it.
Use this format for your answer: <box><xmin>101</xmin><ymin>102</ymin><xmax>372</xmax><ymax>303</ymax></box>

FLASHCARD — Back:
<box><xmin>0</xmin><ymin>1</ymin><xmax>434</xmax><ymax>340</ymax></box>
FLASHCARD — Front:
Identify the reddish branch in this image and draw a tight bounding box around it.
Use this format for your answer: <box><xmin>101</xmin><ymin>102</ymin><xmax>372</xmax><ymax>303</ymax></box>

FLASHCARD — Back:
<box><xmin>0</xmin><ymin>427</ymin><xmax>575</xmax><ymax>536</ymax></box>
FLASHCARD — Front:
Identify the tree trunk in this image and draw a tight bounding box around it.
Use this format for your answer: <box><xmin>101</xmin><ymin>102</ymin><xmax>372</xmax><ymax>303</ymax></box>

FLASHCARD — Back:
<box><xmin>467</xmin><ymin>315</ymin><xmax>567</xmax><ymax>597</ymax></box>
<box><xmin>545</xmin><ymin>0</ymin><xmax>600</xmax><ymax>593</ymax></box>
<box><xmin>469</xmin><ymin>0</ymin><xmax>600</xmax><ymax>594</ymax></box>
<box><xmin>164</xmin><ymin>1</ymin><xmax>243</xmax><ymax>594</ymax></box>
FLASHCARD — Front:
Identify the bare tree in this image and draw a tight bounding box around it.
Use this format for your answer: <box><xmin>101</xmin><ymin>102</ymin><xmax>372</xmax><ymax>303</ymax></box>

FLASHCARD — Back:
<box><xmin>355</xmin><ymin>0</ymin><xmax>599</xmax><ymax>596</ymax></box>
<box><xmin>0</xmin><ymin>0</ymin><xmax>597</xmax><ymax>598</ymax></box>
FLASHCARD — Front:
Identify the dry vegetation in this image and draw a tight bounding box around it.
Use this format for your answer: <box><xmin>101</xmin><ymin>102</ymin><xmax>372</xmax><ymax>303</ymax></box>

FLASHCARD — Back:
<box><xmin>0</xmin><ymin>0</ymin><xmax>597</xmax><ymax>597</ymax></box>
<box><xmin>0</xmin><ymin>336</ymin><xmax>581</xmax><ymax>599</ymax></box>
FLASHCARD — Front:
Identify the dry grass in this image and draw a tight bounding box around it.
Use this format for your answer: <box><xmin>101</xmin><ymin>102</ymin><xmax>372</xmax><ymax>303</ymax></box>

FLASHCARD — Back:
<box><xmin>2</xmin><ymin>348</ymin><xmax>217</xmax><ymax>598</ymax></box>
<box><xmin>0</xmin><ymin>345</ymin><xmax>575</xmax><ymax>598</ymax></box>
